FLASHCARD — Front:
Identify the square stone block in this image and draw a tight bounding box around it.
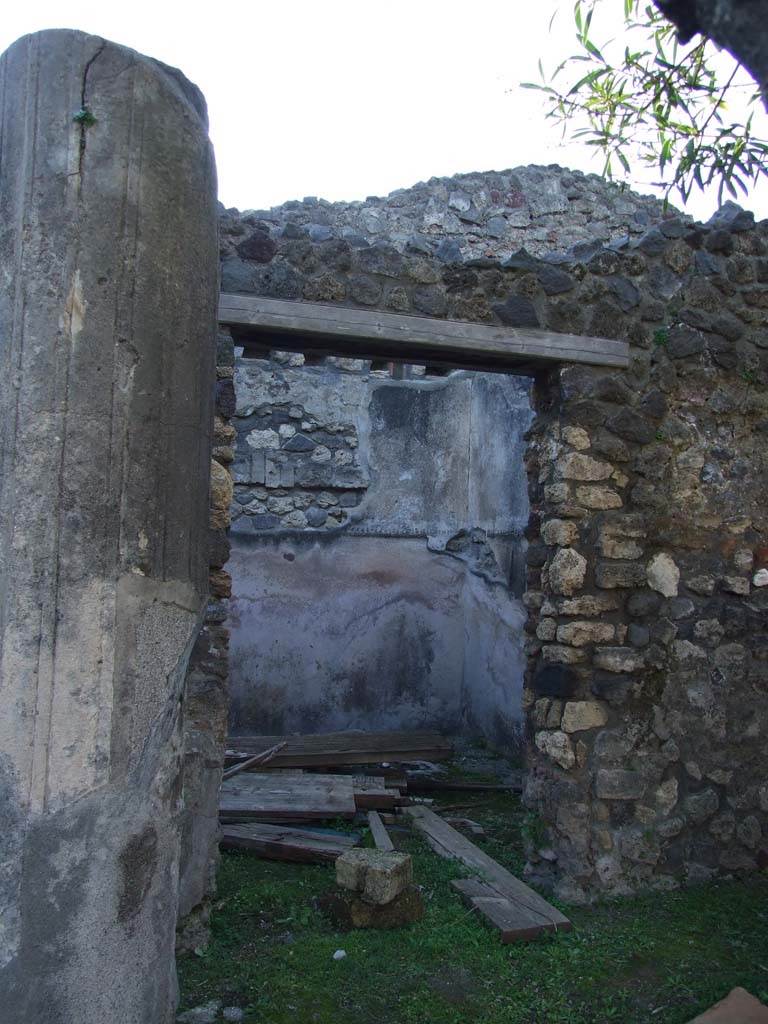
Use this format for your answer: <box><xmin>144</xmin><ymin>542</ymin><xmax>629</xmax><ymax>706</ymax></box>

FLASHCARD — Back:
<box><xmin>336</xmin><ymin>849</ymin><xmax>413</xmax><ymax>905</ymax></box>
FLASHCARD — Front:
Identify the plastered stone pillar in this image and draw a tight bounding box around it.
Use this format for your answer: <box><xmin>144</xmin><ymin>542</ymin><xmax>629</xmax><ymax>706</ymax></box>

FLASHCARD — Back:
<box><xmin>0</xmin><ymin>30</ymin><xmax>218</xmax><ymax>1022</ymax></box>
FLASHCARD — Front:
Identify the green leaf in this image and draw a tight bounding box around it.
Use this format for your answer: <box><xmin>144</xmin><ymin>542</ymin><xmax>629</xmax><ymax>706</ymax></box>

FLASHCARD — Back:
<box><xmin>584</xmin><ymin>39</ymin><xmax>605</xmax><ymax>62</ymax></box>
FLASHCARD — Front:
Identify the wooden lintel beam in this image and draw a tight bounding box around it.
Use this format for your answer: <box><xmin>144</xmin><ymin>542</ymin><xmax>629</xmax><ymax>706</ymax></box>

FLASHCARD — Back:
<box><xmin>219</xmin><ymin>293</ymin><xmax>629</xmax><ymax>371</ymax></box>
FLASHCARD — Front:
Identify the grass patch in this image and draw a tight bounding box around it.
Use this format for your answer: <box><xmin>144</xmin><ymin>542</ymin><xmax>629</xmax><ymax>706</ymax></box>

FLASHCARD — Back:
<box><xmin>180</xmin><ymin>797</ymin><xmax>768</xmax><ymax>1024</ymax></box>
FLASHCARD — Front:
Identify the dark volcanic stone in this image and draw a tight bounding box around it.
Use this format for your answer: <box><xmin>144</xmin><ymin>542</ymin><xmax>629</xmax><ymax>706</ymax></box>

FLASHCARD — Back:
<box><xmin>666</xmin><ymin>325</ymin><xmax>705</xmax><ymax>359</ymax></box>
<box><xmin>606</xmin><ymin>407</ymin><xmax>657</xmax><ymax>444</ymax></box>
<box><xmin>537</xmin><ymin>264</ymin><xmax>575</xmax><ymax>295</ymax></box>
<box><xmin>636</xmin><ymin>228</ymin><xmax>668</xmax><ymax>257</ymax></box>
<box><xmin>251</xmin><ymin>262</ymin><xmax>304</xmax><ymax>299</ymax></box>
<box><xmin>412</xmin><ymin>286</ymin><xmax>447</xmax><ymax>316</ymax></box>
<box><xmin>706</xmin><ymin>334</ymin><xmax>738</xmax><ymax>370</ymax></box>
<box><xmin>705</xmin><ymin>229</ymin><xmax>734</xmax><ymax>255</ymax></box>
<box><xmin>659</xmin><ymin>217</ymin><xmax>687</xmax><ymax>238</ymax></box>
<box><xmin>236</xmin><ymin>230</ymin><xmax>278</xmax><ymax>263</ymax></box>
<box><xmin>216</xmin><ymin>331</ymin><xmax>235</xmax><ymax>367</ymax></box>
<box><xmin>228</xmin><ymin>516</ymin><xmax>256</xmax><ymax>537</ymax></box>
<box><xmin>307</xmin><ymin>224</ymin><xmax>333</xmax><ymax>242</ymax></box>
<box><xmin>533</xmin><ymin>664</ymin><xmax>579</xmax><ymax>698</ymax></box>
<box><xmin>592</xmin><ymin>375</ymin><xmax>634</xmax><ymax>404</ymax></box>
<box><xmin>711</xmin><ymin>312</ymin><xmax>744</xmax><ymax>341</ymax></box>
<box><xmin>667</xmin><ymin>597</ymin><xmax>695</xmax><ymax>619</ymax></box>
<box><xmin>306</xmin><ymin>507</ymin><xmax>328</xmax><ymax>528</ymax></box>
<box><xmin>607</xmin><ymin>275</ymin><xmax>640</xmax><ymax>311</ymax></box>
<box><xmin>502</xmin><ymin>248</ymin><xmax>538</xmax><ymax>271</ymax></box>
<box><xmin>216</xmin><ymin>379</ymin><xmax>236</xmax><ymax>418</ymax></box>
<box><xmin>708</xmin><ymin>201</ymin><xmax>755</xmax><ymax>232</ymax></box>
<box><xmin>591</xmin><ymin>673</ymin><xmax>635</xmax><ymax>705</ymax></box>
<box><xmin>492</xmin><ymin>294</ymin><xmax>540</xmax><ymax>328</ymax></box>
<box><xmin>208</xmin><ymin>528</ymin><xmax>230</xmax><ymax>568</ymax></box>
<box><xmin>321</xmin><ymin>238</ymin><xmax>353</xmax><ymax>271</ymax></box>
<box><xmin>283</xmin><ymin>433</ymin><xmax>316</xmax><ymax>452</ymax></box>
<box><xmin>356</xmin><ymin>245</ymin><xmax>405</xmax><ymax>278</ymax></box>
<box><xmin>695</xmin><ymin>251</ymin><xmax>722</xmax><ymax>275</ymax></box>
<box><xmin>349</xmin><ymin>275</ymin><xmax>383</xmax><ymax>305</ymax></box>
<box><xmin>405</xmin><ymin>233</ymin><xmax>433</xmax><ymax>255</ymax></box>
<box><xmin>526</xmin><ymin>542</ymin><xmax>548</xmax><ymax>567</ymax></box>
<box><xmin>220</xmin><ymin>258</ymin><xmax>254</xmax><ymax>292</ymax></box>
<box><xmin>442</xmin><ymin>267</ymin><xmax>479</xmax><ymax>292</ymax></box>
<box><xmin>627</xmin><ymin>623</ymin><xmax>650</xmax><ymax>648</ymax></box>
<box><xmin>435</xmin><ymin>239</ymin><xmax>463</xmax><ymax>263</ymax></box>
<box><xmin>281</xmin><ymin>221</ymin><xmax>307</xmax><ymax>239</ymax></box>
<box><xmin>588</xmin><ymin>249</ymin><xmax>621</xmax><ymax>275</ymax></box>
<box><xmin>627</xmin><ymin>590</ymin><xmax>662</xmax><ymax>617</ymax></box>
<box><xmin>679</xmin><ymin>306</ymin><xmax>713</xmax><ymax>331</ymax></box>
<box><xmin>647</xmin><ymin>264</ymin><xmax>681</xmax><ymax>301</ymax></box>
<box><xmin>640</xmin><ymin>389</ymin><xmax>667</xmax><ymax>421</ymax></box>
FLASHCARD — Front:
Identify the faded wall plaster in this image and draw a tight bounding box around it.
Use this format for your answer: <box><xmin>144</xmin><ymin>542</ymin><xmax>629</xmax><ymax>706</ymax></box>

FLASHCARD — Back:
<box><xmin>227</xmin><ymin>357</ymin><xmax>532</xmax><ymax>751</ymax></box>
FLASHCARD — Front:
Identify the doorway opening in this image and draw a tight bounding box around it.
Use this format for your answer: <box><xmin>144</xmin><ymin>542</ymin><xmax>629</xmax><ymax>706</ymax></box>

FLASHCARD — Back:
<box><xmin>226</xmin><ymin>338</ymin><xmax>534</xmax><ymax>758</ymax></box>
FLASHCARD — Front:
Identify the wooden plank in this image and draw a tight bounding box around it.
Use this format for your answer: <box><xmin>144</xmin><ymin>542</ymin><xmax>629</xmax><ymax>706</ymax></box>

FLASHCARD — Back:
<box><xmin>220</xmin><ymin>773</ymin><xmax>356</xmax><ymax>822</ymax></box>
<box><xmin>350</xmin><ymin>775</ymin><xmax>403</xmax><ymax>811</ymax></box>
<box><xmin>255</xmin><ymin>771</ymin><xmax>403</xmax><ymax>811</ymax></box>
<box><xmin>687</xmin><ymin>988</ymin><xmax>768</xmax><ymax>1023</ymax></box>
<box><xmin>218</xmin><ymin>294</ymin><xmax>629</xmax><ymax>371</ymax></box>
<box><xmin>225</xmin><ymin>730</ymin><xmax>452</xmax><ymax>769</ymax></box>
<box><xmin>451</xmin><ymin>879</ymin><xmax>562</xmax><ymax>942</ymax></box>
<box><xmin>405</xmin><ymin>805</ymin><xmax>571</xmax><ymax>932</ymax></box>
<box><xmin>221</xmin><ymin>741</ymin><xmax>286</xmax><ymax>780</ymax></box>
<box><xmin>221</xmin><ymin>822</ymin><xmax>358</xmax><ymax>863</ymax></box>
<box><xmin>367</xmin><ymin>811</ymin><xmax>395</xmax><ymax>852</ymax></box>
<box><xmin>406</xmin><ymin>776</ymin><xmax>521</xmax><ymax>794</ymax></box>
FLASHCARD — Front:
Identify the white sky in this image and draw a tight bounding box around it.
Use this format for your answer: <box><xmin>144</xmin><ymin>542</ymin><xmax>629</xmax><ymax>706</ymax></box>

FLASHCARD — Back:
<box><xmin>3</xmin><ymin>1</ymin><xmax>767</xmax><ymax>220</ymax></box>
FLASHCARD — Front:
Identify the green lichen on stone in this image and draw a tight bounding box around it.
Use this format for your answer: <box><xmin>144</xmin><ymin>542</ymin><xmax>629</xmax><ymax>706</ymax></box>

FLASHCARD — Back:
<box><xmin>72</xmin><ymin>107</ymin><xmax>97</xmax><ymax>128</ymax></box>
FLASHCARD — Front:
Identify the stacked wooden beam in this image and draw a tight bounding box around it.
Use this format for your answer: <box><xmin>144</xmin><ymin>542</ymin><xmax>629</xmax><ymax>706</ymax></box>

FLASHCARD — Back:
<box><xmin>220</xmin><ymin>823</ymin><xmax>358</xmax><ymax>863</ymax></box>
<box><xmin>218</xmin><ymin>729</ymin><xmax>568</xmax><ymax>947</ymax></box>
<box><xmin>218</xmin><ymin>730</ymin><xmax>440</xmax><ymax>863</ymax></box>
<box><xmin>224</xmin><ymin>729</ymin><xmax>453</xmax><ymax>769</ymax></box>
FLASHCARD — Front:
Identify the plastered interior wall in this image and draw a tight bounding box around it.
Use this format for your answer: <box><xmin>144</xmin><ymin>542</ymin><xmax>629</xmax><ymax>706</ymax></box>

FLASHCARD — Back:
<box><xmin>227</xmin><ymin>354</ymin><xmax>532</xmax><ymax>751</ymax></box>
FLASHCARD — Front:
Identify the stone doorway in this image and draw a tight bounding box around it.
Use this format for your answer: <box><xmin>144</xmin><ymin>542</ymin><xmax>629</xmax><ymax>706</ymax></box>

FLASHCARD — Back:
<box><xmin>226</xmin><ymin>340</ymin><xmax>535</xmax><ymax>758</ymax></box>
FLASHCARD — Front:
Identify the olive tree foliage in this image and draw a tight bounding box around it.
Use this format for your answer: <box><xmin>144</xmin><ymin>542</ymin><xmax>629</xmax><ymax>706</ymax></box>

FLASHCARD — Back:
<box><xmin>523</xmin><ymin>0</ymin><xmax>768</xmax><ymax>206</ymax></box>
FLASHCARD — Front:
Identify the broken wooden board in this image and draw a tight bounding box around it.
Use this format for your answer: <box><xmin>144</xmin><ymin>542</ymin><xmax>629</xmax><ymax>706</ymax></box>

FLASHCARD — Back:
<box><xmin>221</xmin><ymin>822</ymin><xmax>359</xmax><ymax>863</ymax></box>
<box><xmin>451</xmin><ymin>878</ymin><xmax>562</xmax><ymax>943</ymax></box>
<box><xmin>349</xmin><ymin>775</ymin><xmax>404</xmax><ymax>811</ymax></box>
<box><xmin>367</xmin><ymin>810</ymin><xmax>395</xmax><ymax>852</ymax></box>
<box><xmin>405</xmin><ymin>805</ymin><xmax>571</xmax><ymax>936</ymax></box>
<box><xmin>406</xmin><ymin>776</ymin><xmax>521</xmax><ymax>794</ymax></box>
<box><xmin>221</xmin><ymin>740</ymin><xmax>287</xmax><ymax>780</ymax></box>
<box><xmin>226</xmin><ymin>730</ymin><xmax>452</xmax><ymax>769</ymax></box>
<box><xmin>220</xmin><ymin>773</ymin><xmax>357</xmax><ymax>822</ymax></box>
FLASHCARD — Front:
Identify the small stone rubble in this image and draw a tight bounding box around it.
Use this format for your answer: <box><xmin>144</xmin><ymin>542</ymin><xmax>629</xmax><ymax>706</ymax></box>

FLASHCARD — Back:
<box><xmin>321</xmin><ymin>849</ymin><xmax>424</xmax><ymax>929</ymax></box>
<box><xmin>229</xmin><ymin>352</ymin><xmax>369</xmax><ymax>533</ymax></box>
<box><xmin>221</xmin><ymin>163</ymin><xmax>671</xmax><ymax>266</ymax></box>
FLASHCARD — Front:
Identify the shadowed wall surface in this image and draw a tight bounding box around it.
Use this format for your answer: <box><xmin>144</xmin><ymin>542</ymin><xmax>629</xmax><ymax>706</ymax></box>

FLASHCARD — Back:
<box><xmin>228</xmin><ymin>360</ymin><xmax>531</xmax><ymax>751</ymax></box>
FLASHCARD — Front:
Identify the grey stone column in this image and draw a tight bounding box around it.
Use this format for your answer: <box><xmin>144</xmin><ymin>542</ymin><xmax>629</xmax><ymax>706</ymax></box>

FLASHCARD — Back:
<box><xmin>0</xmin><ymin>30</ymin><xmax>218</xmax><ymax>1023</ymax></box>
